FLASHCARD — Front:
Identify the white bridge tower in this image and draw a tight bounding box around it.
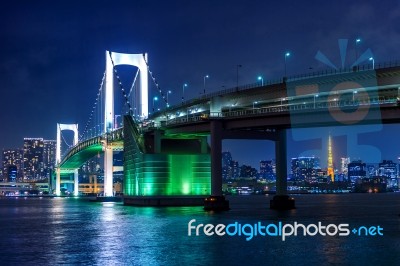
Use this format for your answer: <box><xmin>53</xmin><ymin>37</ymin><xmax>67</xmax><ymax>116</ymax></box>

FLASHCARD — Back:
<box><xmin>55</xmin><ymin>123</ymin><xmax>79</xmax><ymax>196</ymax></box>
<box><xmin>103</xmin><ymin>51</ymin><xmax>148</xmax><ymax>197</ymax></box>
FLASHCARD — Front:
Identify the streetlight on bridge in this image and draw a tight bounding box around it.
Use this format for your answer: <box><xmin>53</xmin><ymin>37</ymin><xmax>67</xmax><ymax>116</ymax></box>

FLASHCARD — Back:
<box><xmin>369</xmin><ymin>57</ymin><xmax>375</xmax><ymax>69</ymax></box>
<box><xmin>284</xmin><ymin>52</ymin><xmax>290</xmax><ymax>77</ymax></box>
<box><xmin>203</xmin><ymin>75</ymin><xmax>209</xmax><ymax>95</ymax></box>
<box><xmin>182</xmin><ymin>83</ymin><xmax>188</xmax><ymax>103</ymax></box>
<box><xmin>253</xmin><ymin>101</ymin><xmax>258</xmax><ymax>110</ymax></box>
<box><xmin>353</xmin><ymin>91</ymin><xmax>357</xmax><ymax>102</ymax></box>
<box><xmin>167</xmin><ymin>90</ymin><xmax>172</xmax><ymax>107</ymax></box>
<box><xmin>257</xmin><ymin>76</ymin><xmax>264</xmax><ymax>86</ymax></box>
<box><xmin>314</xmin><ymin>94</ymin><xmax>318</xmax><ymax>109</ymax></box>
<box><xmin>355</xmin><ymin>38</ymin><xmax>361</xmax><ymax>61</ymax></box>
<box><xmin>153</xmin><ymin>96</ymin><xmax>158</xmax><ymax>112</ymax></box>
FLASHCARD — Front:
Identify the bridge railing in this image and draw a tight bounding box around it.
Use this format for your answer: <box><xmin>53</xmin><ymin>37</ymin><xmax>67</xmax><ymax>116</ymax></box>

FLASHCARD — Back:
<box><xmin>375</xmin><ymin>60</ymin><xmax>400</xmax><ymax>69</ymax></box>
<box><xmin>163</xmin><ymin>96</ymin><xmax>398</xmax><ymax>126</ymax></box>
<box><xmin>59</xmin><ymin>127</ymin><xmax>124</xmax><ymax>166</ymax></box>
<box><xmin>287</xmin><ymin>60</ymin><xmax>400</xmax><ymax>82</ymax></box>
<box><xmin>60</xmin><ymin>135</ymin><xmax>103</xmax><ymax>165</ymax></box>
<box><xmin>200</xmin><ymin>78</ymin><xmax>284</xmax><ymax>98</ymax></box>
<box><xmin>151</xmin><ymin>60</ymin><xmax>400</xmax><ymax>119</ymax></box>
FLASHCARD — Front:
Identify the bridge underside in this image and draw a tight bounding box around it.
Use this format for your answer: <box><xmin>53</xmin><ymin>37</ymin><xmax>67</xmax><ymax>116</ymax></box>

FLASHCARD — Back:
<box><xmin>123</xmin><ymin>116</ymin><xmax>211</xmax><ymax>205</ymax></box>
<box><xmin>60</xmin><ymin>144</ymin><xmax>103</xmax><ymax>169</ymax></box>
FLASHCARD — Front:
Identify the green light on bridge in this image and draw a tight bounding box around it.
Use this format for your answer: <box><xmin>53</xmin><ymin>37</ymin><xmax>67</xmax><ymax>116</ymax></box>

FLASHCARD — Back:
<box><xmin>124</xmin><ymin>154</ymin><xmax>210</xmax><ymax>196</ymax></box>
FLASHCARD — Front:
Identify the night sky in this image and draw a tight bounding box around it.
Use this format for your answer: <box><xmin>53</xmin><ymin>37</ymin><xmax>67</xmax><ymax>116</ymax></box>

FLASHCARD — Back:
<box><xmin>1</xmin><ymin>0</ymin><xmax>400</xmax><ymax>169</ymax></box>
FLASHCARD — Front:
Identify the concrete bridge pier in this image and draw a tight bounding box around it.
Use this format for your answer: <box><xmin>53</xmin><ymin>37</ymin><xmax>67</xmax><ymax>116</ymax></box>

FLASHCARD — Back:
<box><xmin>56</xmin><ymin>167</ymin><xmax>61</xmax><ymax>196</ymax></box>
<box><xmin>270</xmin><ymin>129</ymin><xmax>295</xmax><ymax>210</ymax></box>
<box><xmin>204</xmin><ymin>119</ymin><xmax>230</xmax><ymax>211</ymax></box>
<box><xmin>103</xmin><ymin>145</ymin><xmax>114</xmax><ymax>197</ymax></box>
<box><xmin>74</xmin><ymin>169</ymin><xmax>79</xmax><ymax>197</ymax></box>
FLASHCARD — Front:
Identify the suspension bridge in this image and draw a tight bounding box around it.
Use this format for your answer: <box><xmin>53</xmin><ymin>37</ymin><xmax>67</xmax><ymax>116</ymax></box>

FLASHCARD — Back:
<box><xmin>55</xmin><ymin>50</ymin><xmax>400</xmax><ymax>210</ymax></box>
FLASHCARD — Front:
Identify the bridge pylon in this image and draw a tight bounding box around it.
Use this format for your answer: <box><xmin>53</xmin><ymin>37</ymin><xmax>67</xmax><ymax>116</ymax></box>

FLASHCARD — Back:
<box><xmin>56</xmin><ymin>123</ymin><xmax>79</xmax><ymax>196</ymax></box>
<box><xmin>103</xmin><ymin>51</ymin><xmax>148</xmax><ymax>197</ymax></box>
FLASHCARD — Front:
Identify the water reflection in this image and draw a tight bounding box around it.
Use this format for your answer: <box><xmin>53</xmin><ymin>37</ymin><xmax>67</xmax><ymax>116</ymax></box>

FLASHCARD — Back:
<box><xmin>0</xmin><ymin>194</ymin><xmax>399</xmax><ymax>264</ymax></box>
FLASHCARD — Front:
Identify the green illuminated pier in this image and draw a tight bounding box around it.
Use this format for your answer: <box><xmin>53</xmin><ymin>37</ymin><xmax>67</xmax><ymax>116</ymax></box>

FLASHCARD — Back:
<box><xmin>123</xmin><ymin>115</ymin><xmax>211</xmax><ymax>206</ymax></box>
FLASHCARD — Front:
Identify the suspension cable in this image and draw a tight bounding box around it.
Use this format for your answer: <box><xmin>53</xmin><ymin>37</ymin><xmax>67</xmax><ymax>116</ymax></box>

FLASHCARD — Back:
<box><xmin>128</xmin><ymin>69</ymin><xmax>140</xmax><ymax>98</ymax></box>
<box><xmin>128</xmin><ymin>69</ymin><xmax>140</xmax><ymax>118</ymax></box>
<box><xmin>79</xmin><ymin>71</ymin><xmax>106</xmax><ymax>141</ymax></box>
<box><xmin>142</xmin><ymin>54</ymin><xmax>168</xmax><ymax>106</ymax></box>
<box><xmin>59</xmin><ymin>125</ymin><xmax>73</xmax><ymax>149</ymax></box>
<box><xmin>108</xmin><ymin>51</ymin><xmax>134</xmax><ymax>116</ymax></box>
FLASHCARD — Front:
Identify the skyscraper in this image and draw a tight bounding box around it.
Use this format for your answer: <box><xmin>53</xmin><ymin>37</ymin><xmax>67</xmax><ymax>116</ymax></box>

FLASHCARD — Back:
<box><xmin>366</xmin><ymin>164</ymin><xmax>377</xmax><ymax>177</ymax></box>
<box><xmin>43</xmin><ymin>140</ymin><xmax>56</xmax><ymax>179</ymax></box>
<box><xmin>378</xmin><ymin>160</ymin><xmax>398</xmax><ymax>188</ymax></box>
<box><xmin>222</xmin><ymin>151</ymin><xmax>233</xmax><ymax>180</ymax></box>
<box><xmin>327</xmin><ymin>134</ymin><xmax>334</xmax><ymax>182</ymax></box>
<box><xmin>348</xmin><ymin>160</ymin><xmax>367</xmax><ymax>182</ymax></box>
<box><xmin>2</xmin><ymin>149</ymin><xmax>23</xmax><ymax>181</ymax></box>
<box><xmin>340</xmin><ymin>157</ymin><xmax>350</xmax><ymax>175</ymax></box>
<box><xmin>291</xmin><ymin>156</ymin><xmax>320</xmax><ymax>182</ymax></box>
<box><xmin>260</xmin><ymin>160</ymin><xmax>276</xmax><ymax>180</ymax></box>
<box><xmin>239</xmin><ymin>165</ymin><xmax>258</xmax><ymax>178</ymax></box>
<box><xmin>23</xmin><ymin>138</ymin><xmax>44</xmax><ymax>180</ymax></box>
<box><xmin>229</xmin><ymin>160</ymin><xmax>240</xmax><ymax>179</ymax></box>
<box><xmin>8</xmin><ymin>166</ymin><xmax>17</xmax><ymax>182</ymax></box>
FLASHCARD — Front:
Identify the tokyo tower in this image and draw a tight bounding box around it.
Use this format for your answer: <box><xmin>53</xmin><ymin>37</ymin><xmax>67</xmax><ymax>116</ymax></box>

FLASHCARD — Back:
<box><xmin>327</xmin><ymin>134</ymin><xmax>334</xmax><ymax>182</ymax></box>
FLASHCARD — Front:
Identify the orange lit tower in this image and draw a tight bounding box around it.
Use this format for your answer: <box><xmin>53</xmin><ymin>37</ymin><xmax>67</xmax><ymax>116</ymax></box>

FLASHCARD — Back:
<box><xmin>327</xmin><ymin>134</ymin><xmax>334</xmax><ymax>182</ymax></box>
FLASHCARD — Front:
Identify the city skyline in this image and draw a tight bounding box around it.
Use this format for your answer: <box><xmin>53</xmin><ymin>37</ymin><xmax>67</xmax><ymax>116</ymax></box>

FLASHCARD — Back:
<box><xmin>1</xmin><ymin>138</ymin><xmax>56</xmax><ymax>181</ymax></box>
<box><xmin>3</xmin><ymin>122</ymin><xmax>400</xmax><ymax>171</ymax></box>
<box><xmin>223</xmin><ymin>124</ymin><xmax>400</xmax><ymax>170</ymax></box>
<box><xmin>1</xmin><ymin>1</ymin><xmax>400</xmax><ymax>154</ymax></box>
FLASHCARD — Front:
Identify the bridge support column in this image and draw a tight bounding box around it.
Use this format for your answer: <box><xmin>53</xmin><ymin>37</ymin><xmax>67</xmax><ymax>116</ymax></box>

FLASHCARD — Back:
<box><xmin>270</xmin><ymin>129</ymin><xmax>295</xmax><ymax>210</ymax></box>
<box><xmin>74</xmin><ymin>169</ymin><xmax>79</xmax><ymax>197</ymax></box>
<box><xmin>154</xmin><ymin>130</ymin><xmax>162</xmax><ymax>153</ymax></box>
<box><xmin>56</xmin><ymin>167</ymin><xmax>60</xmax><ymax>196</ymax></box>
<box><xmin>200</xmin><ymin>137</ymin><xmax>208</xmax><ymax>154</ymax></box>
<box><xmin>204</xmin><ymin>120</ymin><xmax>229</xmax><ymax>211</ymax></box>
<box><xmin>104</xmin><ymin>147</ymin><xmax>114</xmax><ymax>197</ymax></box>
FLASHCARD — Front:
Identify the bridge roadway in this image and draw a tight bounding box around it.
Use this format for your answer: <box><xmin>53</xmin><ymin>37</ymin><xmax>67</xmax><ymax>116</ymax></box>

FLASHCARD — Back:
<box><xmin>147</xmin><ymin>65</ymin><xmax>400</xmax><ymax>209</ymax></box>
<box><xmin>60</xmin><ymin>64</ymin><xmax>400</xmax><ymax>210</ymax></box>
<box><xmin>150</xmin><ymin>66</ymin><xmax>400</xmax><ymax>129</ymax></box>
<box><xmin>59</xmin><ymin>128</ymin><xmax>123</xmax><ymax>169</ymax></box>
